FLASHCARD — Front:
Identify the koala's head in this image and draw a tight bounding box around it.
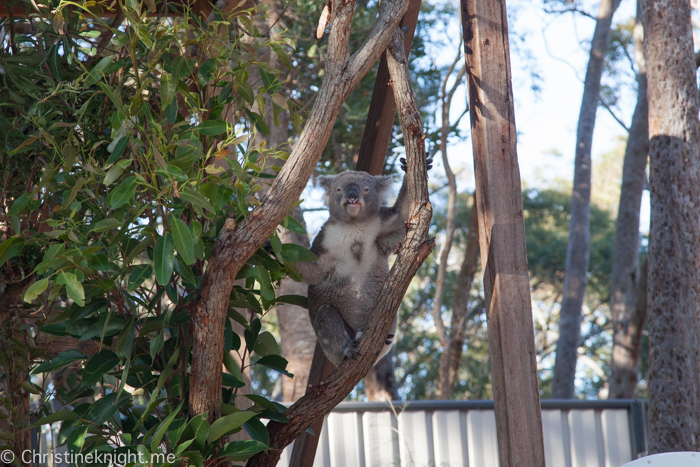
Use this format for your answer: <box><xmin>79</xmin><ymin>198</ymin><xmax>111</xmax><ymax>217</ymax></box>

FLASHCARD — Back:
<box><xmin>318</xmin><ymin>171</ymin><xmax>392</xmax><ymax>223</ymax></box>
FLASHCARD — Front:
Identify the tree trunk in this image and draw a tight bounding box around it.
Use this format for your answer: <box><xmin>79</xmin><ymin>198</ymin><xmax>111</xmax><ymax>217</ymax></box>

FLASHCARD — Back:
<box><xmin>642</xmin><ymin>0</ymin><xmax>700</xmax><ymax>453</ymax></box>
<box><xmin>552</xmin><ymin>0</ymin><xmax>622</xmax><ymax>399</ymax></box>
<box><xmin>608</xmin><ymin>5</ymin><xmax>649</xmax><ymax>400</ymax></box>
<box><xmin>0</xmin><ymin>284</ymin><xmax>33</xmax><ymax>467</ymax></box>
<box><xmin>460</xmin><ymin>0</ymin><xmax>545</xmax><ymax>463</ymax></box>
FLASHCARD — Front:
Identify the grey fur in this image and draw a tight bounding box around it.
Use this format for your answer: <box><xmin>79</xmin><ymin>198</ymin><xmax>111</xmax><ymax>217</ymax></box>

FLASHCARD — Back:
<box><xmin>295</xmin><ymin>171</ymin><xmax>409</xmax><ymax>366</ymax></box>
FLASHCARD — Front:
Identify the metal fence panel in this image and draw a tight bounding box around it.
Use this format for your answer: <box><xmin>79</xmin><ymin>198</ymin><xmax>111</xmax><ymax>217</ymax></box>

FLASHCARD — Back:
<box><xmin>34</xmin><ymin>400</ymin><xmax>645</xmax><ymax>467</ymax></box>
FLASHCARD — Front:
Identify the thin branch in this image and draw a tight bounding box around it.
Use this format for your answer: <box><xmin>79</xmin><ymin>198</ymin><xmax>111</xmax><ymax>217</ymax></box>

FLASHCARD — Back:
<box><xmin>599</xmin><ymin>99</ymin><xmax>630</xmax><ymax>132</ymax></box>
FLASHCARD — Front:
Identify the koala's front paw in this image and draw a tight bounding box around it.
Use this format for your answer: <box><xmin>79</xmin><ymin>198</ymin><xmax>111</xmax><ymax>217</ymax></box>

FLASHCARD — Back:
<box><xmin>343</xmin><ymin>339</ymin><xmax>362</xmax><ymax>360</ymax></box>
<box><xmin>400</xmin><ymin>156</ymin><xmax>433</xmax><ymax>173</ymax></box>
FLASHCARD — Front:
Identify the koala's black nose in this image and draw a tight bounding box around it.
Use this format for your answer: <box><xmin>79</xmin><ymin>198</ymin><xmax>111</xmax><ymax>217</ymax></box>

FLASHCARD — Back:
<box><xmin>346</xmin><ymin>184</ymin><xmax>360</xmax><ymax>203</ymax></box>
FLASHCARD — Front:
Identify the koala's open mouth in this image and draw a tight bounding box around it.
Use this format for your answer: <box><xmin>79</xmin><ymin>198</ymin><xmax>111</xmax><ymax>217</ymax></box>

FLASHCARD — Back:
<box><xmin>345</xmin><ymin>199</ymin><xmax>362</xmax><ymax>216</ymax></box>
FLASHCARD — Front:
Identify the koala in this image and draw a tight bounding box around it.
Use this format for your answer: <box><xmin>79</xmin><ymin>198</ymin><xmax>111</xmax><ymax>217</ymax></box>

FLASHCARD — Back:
<box><xmin>294</xmin><ymin>169</ymin><xmax>411</xmax><ymax>366</ymax></box>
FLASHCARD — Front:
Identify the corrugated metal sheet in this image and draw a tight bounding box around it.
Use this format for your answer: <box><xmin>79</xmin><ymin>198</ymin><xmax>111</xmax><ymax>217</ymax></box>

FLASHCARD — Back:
<box><xmin>32</xmin><ymin>400</ymin><xmax>646</xmax><ymax>467</ymax></box>
<box><xmin>278</xmin><ymin>400</ymin><xmax>645</xmax><ymax>467</ymax></box>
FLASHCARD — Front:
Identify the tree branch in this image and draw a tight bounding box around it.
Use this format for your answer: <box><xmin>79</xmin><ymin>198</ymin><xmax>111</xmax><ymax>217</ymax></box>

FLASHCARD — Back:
<box><xmin>245</xmin><ymin>26</ymin><xmax>433</xmax><ymax>466</ymax></box>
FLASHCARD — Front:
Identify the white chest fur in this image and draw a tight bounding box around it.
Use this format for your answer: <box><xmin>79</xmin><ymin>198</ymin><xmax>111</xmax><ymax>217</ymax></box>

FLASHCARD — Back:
<box><xmin>321</xmin><ymin>218</ymin><xmax>382</xmax><ymax>279</ymax></box>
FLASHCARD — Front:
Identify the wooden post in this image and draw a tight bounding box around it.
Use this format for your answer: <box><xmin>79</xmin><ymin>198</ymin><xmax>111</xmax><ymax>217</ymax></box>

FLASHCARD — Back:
<box><xmin>355</xmin><ymin>0</ymin><xmax>422</xmax><ymax>173</ymax></box>
<box><xmin>289</xmin><ymin>2</ymin><xmax>422</xmax><ymax>465</ymax></box>
<box><xmin>460</xmin><ymin>0</ymin><xmax>546</xmax><ymax>465</ymax></box>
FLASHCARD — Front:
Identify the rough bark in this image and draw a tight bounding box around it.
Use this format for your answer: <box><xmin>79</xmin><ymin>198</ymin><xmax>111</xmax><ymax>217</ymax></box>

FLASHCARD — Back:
<box><xmin>437</xmin><ymin>196</ymin><xmax>479</xmax><ymax>398</ymax></box>
<box><xmin>552</xmin><ymin>0</ymin><xmax>622</xmax><ymax>399</ymax></box>
<box><xmin>246</xmin><ymin>27</ymin><xmax>433</xmax><ymax>467</ymax></box>
<box><xmin>188</xmin><ymin>0</ymin><xmax>408</xmax><ymax>421</ymax></box>
<box><xmin>642</xmin><ymin>0</ymin><xmax>700</xmax><ymax>453</ymax></box>
<box><xmin>608</xmin><ymin>6</ymin><xmax>649</xmax><ymax>400</ymax></box>
<box><xmin>0</xmin><ymin>294</ymin><xmax>32</xmax><ymax>466</ymax></box>
<box><xmin>461</xmin><ymin>0</ymin><xmax>545</xmax><ymax>463</ymax></box>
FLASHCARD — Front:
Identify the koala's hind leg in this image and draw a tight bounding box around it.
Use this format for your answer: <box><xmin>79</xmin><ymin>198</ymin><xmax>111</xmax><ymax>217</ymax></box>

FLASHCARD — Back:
<box><xmin>312</xmin><ymin>305</ymin><xmax>361</xmax><ymax>366</ymax></box>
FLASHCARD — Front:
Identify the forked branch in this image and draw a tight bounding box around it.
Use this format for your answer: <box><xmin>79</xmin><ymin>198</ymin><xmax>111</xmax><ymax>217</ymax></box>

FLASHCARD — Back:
<box><xmin>245</xmin><ymin>27</ymin><xmax>433</xmax><ymax>467</ymax></box>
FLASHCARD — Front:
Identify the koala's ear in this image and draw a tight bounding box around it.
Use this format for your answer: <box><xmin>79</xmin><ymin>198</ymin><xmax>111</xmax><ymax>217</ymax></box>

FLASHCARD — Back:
<box><xmin>374</xmin><ymin>175</ymin><xmax>392</xmax><ymax>194</ymax></box>
<box><xmin>317</xmin><ymin>175</ymin><xmax>334</xmax><ymax>192</ymax></box>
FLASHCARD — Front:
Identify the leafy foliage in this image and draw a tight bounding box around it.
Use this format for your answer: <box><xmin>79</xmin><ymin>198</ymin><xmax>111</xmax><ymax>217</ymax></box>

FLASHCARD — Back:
<box><xmin>0</xmin><ymin>0</ymin><xmax>310</xmax><ymax>462</ymax></box>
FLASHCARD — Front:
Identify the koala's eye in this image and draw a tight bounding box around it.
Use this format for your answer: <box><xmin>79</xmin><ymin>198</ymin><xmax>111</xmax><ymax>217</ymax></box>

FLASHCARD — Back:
<box><xmin>363</xmin><ymin>187</ymin><xmax>370</xmax><ymax>193</ymax></box>
<box><xmin>336</xmin><ymin>187</ymin><xmax>343</xmax><ymax>193</ymax></box>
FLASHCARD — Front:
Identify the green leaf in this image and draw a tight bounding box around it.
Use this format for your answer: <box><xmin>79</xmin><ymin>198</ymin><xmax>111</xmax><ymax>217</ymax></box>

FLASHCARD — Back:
<box><xmin>180</xmin><ymin>415</ymin><xmax>209</xmax><ymax>450</ymax></box>
<box><xmin>281</xmin><ymin>215</ymin><xmax>306</xmax><ymax>234</ymax></box>
<box><xmin>59</xmin><ymin>272</ymin><xmax>85</xmax><ymax>306</ymax></box>
<box><xmin>154</xmin><ymin>234</ymin><xmax>175</xmax><ymax>285</ymax></box>
<box><xmin>161</xmin><ymin>71</ymin><xmax>176</xmax><ymax>107</ymax></box>
<box><xmin>223</xmin><ymin>352</ymin><xmax>245</xmax><ymax>388</ymax></box>
<box><xmin>8</xmin><ymin>193</ymin><xmax>32</xmax><ymax>216</ymax></box>
<box><xmin>170</xmin><ymin>217</ymin><xmax>195</xmax><ymax>265</ymax></box>
<box><xmin>82</xmin><ymin>350</ymin><xmax>120</xmax><ymax>385</ymax></box>
<box><xmin>217</xmin><ymin>440</ymin><xmax>268</xmax><ymax>460</ymax></box>
<box><xmin>255</xmin><ymin>355</ymin><xmax>293</xmax><ymax>378</ymax></box>
<box><xmin>242</xmin><ymin>418</ymin><xmax>269</xmax><ymax>446</ymax></box>
<box><xmin>0</xmin><ymin>236</ymin><xmax>25</xmax><ymax>265</ymax></box>
<box><xmin>280</xmin><ymin>244</ymin><xmax>316</xmax><ymax>263</ymax></box>
<box><xmin>90</xmin><ymin>218</ymin><xmax>123</xmax><ymax>232</ymax></box>
<box><xmin>253</xmin><ymin>331</ymin><xmax>280</xmax><ymax>357</ymax></box>
<box><xmin>198</xmin><ymin>58</ymin><xmax>216</xmax><ymax>83</ymax></box>
<box><xmin>85</xmin><ymin>56</ymin><xmax>115</xmax><ymax>86</ymax></box>
<box><xmin>116</xmin><ymin>319</ymin><xmax>135</xmax><ymax>358</ymax></box>
<box><xmin>128</xmin><ymin>264</ymin><xmax>152</xmax><ymax>292</ymax></box>
<box><xmin>29</xmin><ymin>411</ymin><xmax>80</xmax><ymax>429</ymax></box>
<box><xmin>32</xmin><ymin>349</ymin><xmax>85</xmax><ymax>374</ymax></box>
<box><xmin>103</xmin><ymin>162</ymin><xmax>128</xmax><ymax>186</ymax></box>
<box><xmin>66</xmin><ymin>425</ymin><xmax>88</xmax><ymax>453</ymax></box>
<box><xmin>110</xmin><ymin>176</ymin><xmax>138</xmax><ymax>209</ymax></box>
<box><xmin>151</xmin><ymin>403</ymin><xmax>183</xmax><ymax>452</ymax></box>
<box><xmin>179</xmin><ymin>190</ymin><xmax>216</xmax><ymax>214</ymax></box>
<box><xmin>107</xmin><ymin>136</ymin><xmax>129</xmax><ymax>165</ymax></box>
<box><xmin>256</xmin><ymin>268</ymin><xmax>274</xmax><ymax>302</ymax></box>
<box><xmin>24</xmin><ymin>278</ymin><xmax>48</xmax><ymax>303</ymax></box>
<box><xmin>275</xmin><ymin>295</ymin><xmax>308</xmax><ymax>308</ymax></box>
<box><xmin>207</xmin><ymin>412</ymin><xmax>257</xmax><ymax>444</ymax></box>
<box><xmin>181</xmin><ymin>451</ymin><xmax>203</xmax><ymax>467</ymax></box>
<box><xmin>86</xmin><ymin>392</ymin><xmax>128</xmax><ymax>426</ymax></box>
<box><xmin>150</xmin><ymin>330</ymin><xmax>164</xmax><ymax>360</ymax></box>
<box><xmin>197</xmin><ymin>120</ymin><xmax>228</xmax><ymax>136</ymax></box>
<box><xmin>42</xmin><ymin>243</ymin><xmax>65</xmax><ymax>263</ymax></box>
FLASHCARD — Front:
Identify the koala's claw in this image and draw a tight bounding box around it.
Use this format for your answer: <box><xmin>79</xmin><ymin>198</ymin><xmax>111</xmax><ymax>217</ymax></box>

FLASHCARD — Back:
<box><xmin>343</xmin><ymin>339</ymin><xmax>362</xmax><ymax>360</ymax></box>
<box><xmin>400</xmin><ymin>157</ymin><xmax>433</xmax><ymax>172</ymax></box>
